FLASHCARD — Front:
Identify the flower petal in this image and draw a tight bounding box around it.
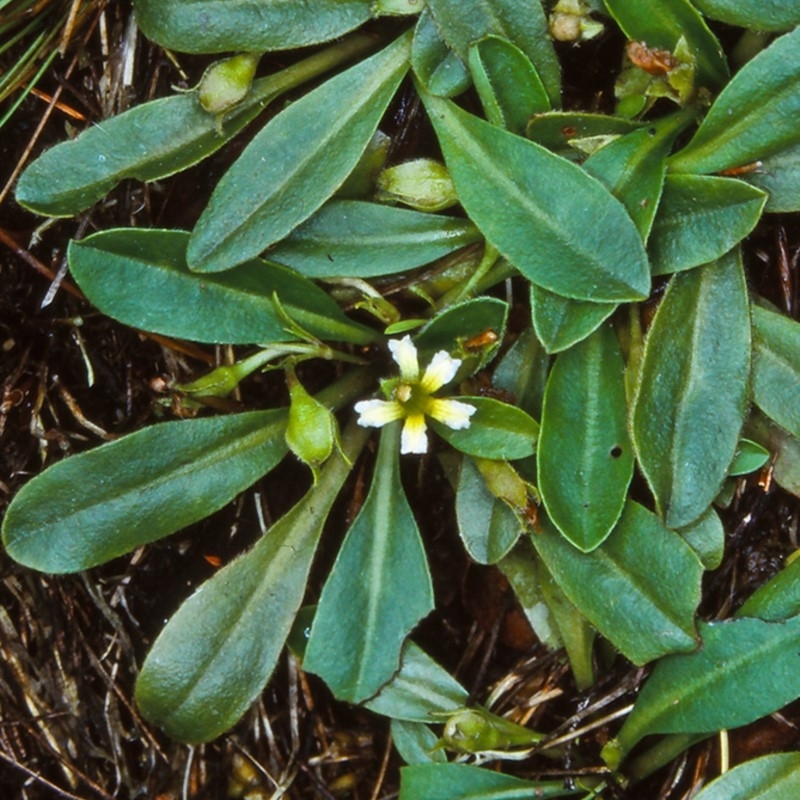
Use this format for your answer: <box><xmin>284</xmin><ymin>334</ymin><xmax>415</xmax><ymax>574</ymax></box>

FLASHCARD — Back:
<box><xmin>388</xmin><ymin>336</ymin><xmax>419</xmax><ymax>381</ymax></box>
<box><xmin>426</xmin><ymin>398</ymin><xmax>476</xmax><ymax>430</ymax></box>
<box><xmin>420</xmin><ymin>350</ymin><xmax>461</xmax><ymax>393</ymax></box>
<box><xmin>401</xmin><ymin>413</ymin><xmax>428</xmax><ymax>454</ymax></box>
<box><xmin>355</xmin><ymin>399</ymin><xmax>404</xmax><ymax>428</ymax></box>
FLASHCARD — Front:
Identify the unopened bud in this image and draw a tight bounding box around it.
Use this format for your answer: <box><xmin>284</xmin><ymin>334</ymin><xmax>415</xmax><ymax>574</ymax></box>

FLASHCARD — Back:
<box><xmin>376</xmin><ymin>159</ymin><xmax>458</xmax><ymax>212</ymax></box>
<box><xmin>198</xmin><ymin>53</ymin><xmax>259</xmax><ymax>115</ymax></box>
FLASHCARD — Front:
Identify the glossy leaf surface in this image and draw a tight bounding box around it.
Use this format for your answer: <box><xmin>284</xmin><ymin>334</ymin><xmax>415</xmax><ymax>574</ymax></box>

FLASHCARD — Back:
<box><xmin>613</xmin><ymin>616</ymin><xmax>800</xmax><ymax>757</ymax></box>
<box><xmin>188</xmin><ymin>33</ymin><xmax>411</xmax><ymax>273</ymax></box>
<box><xmin>266</xmin><ymin>200</ymin><xmax>480</xmax><ymax>278</ymax></box>
<box><xmin>669</xmin><ymin>27</ymin><xmax>800</xmax><ymax>174</ymax></box>
<box><xmin>468</xmin><ymin>35</ymin><xmax>550</xmax><ymax>134</ymax></box>
<box><xmin>693</xmin><ymin>753</ymin><xmax>800</xmax><ymax>800</ymax></box>
<box><xmin>2</xmin><ymin>411</ymin><xmax>287</xmax><ymax>572</ymax></box>
<box><xmin>304</xmin><ymin>424</ymin><xmax>433</xmax><ymax>703</ymax></box>
<box><xmin>135</xmin><ymin>431</ymin><xmax>365</xmax><ymax>743</ymax></box>
<box><xmin>424</xmin><ymin>0</ymin><xmax>560</xmax><ymax>105</ymax></box>
<box><xmin>431</xmin><ymin>397</ymin><xmax>538</xmax><ymax>460</ymax></box>
<box><xmin>134</xmin><ymin>0</ymin><xmax>373</xmax><ymax>53</ymax></box>
<box><xmin>532</xmin><ymin>502</ymin><xmax>701</xmax><ymax>665</ymax></box>
<box><xmin>68</xmin><ymin>230</ymin><xmax>375</xmax><ymax>345</ymax></box>
<box><xmin>538</xmin><ymin>324</ymin><xmax>633</xmax><ymax>551</ymax></box>
<box><xmin>422</xmin><ymin>95</ymin><xmax>650</xmax><ymax>302</ymax></box>
<box><xmin>648</xmin><ymin>174</ymin><xmax>766</xmax><ymax>275</ymax></box>
<box><xmin>603</xmin><ymin>0</ymin><xmax>728</xmax><ymax>89</ymax></box>
<box><xmin>752</xmin><ymin>304</ymin><xmax>800</xmax><ymax>438</ymax></box>
<box><xmin>14</xmin><ymin>42</ymin><xmax>373</xmax><ymax>217</ymax></box>
<box><xmin>631</xmin><ymin>250</ymin><xmax>750</xmax><ymax>528</ymax></box>
<box><xmin>400</xmin><ymin>763</ymin><xmax>579</xmax><ymax>799</ymax></box>
<box><xmin>692</xmin><ymin>0</ymin><xmax>800</xmax><ymax>32</ymax></box>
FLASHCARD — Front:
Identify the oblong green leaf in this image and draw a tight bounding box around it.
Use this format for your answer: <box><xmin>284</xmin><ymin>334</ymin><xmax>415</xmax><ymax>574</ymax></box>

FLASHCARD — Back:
<box><xmin>532</xmin><ymin>502</ymin><xmax>702</xmax><ymax>665</ymax></box>
<box><xmin>526</xmin><ymin>112</ymin><xmax>642</xmax><ymax>153</ymax></box>
<box><xmin>187</xmin><ymin>32</ymin><xmax>411</xmax><ymax>273</ymax></box>
<box><xmin>424</xmin><ymin>0</ymin><xmax>560</xmax><ymax>105</ymax></box>
<box><xmin>614</xmin><ymin>616</ymin><xmax>800</xmax><ymax>756</ymax></box>
<box><xmin>391</xmin><ymin>720</ymin><xmax>447</xmax><ymax>764</ymax></box>
<box><xmin>752</xmin><ymin>304</ymin><xmax>800</xmax><ymax>438</ymax></box>
<box><xmin>631</xmin><ymin>249</ymin><xmax>751</xmax><ymax>528</ymax></box>
<box><xmin>694</xmin><ymin>753</ymin><xmax>800</xmax><ymax>800</ymax></box>
<box><xmin>530</xmin><ymin>285</ymin><xmax>615</xmax><ymax>354</ymax></box>
<box><xmin>677</xmin><ymin>507</ymin><xmax>724</xmax><ymax>570</ymax></box>
<box><xmin>134</xmin><ymin>0</ymin><xmax>373</xmax><ymax>53</ymax></box>
<box><xmin>366</xmin><ymin>641</ymin><xmax>469</xmax><ymax>721</ymax></box>
<box><xmin>738</xmin><ymin>555</ymin><xmax>800</xmax><ymax>622</ymax></box>
<box><xmin>134</xmin><ymin>430</ymin><xmax>365</xmax><ymax>743</ymax></box>
<box><xmin>729</xmin><ymin>438</ymin><xmax>770</xmax><ymax>476</ymax></box>
<box><xmin>669</xmin><ymin>27</ymin><xmax>800</xmax><ymax>174</ymax></box>
<box><xmin>603</xmin><ymin>0</ymin><xmax>728</xmax><ymax>89</ymax></box>
<box><xmin>14</xmin><ymin>41</ymin><xmax>373</xmax><ymax>217</ymax></box>
<box><xmin>2</xmin><ymin>411</ymin><xmax>287</xmax><ymax>573</ymax></box>
<box><xmin>456</xmin><ymin>455</ymin><xmax>522</xmax><ymax>564</ymax></box>
<box><xmin>304</xmin><ymin>424</ymin><xmax>433</xmax><ymax>703</ymax></box>
<box><xmin>421</xmin><ymin>95</ymin><xmax>650</xmax><ymax>302</ymax></box>
<box><xmin>468</xmin><ymin>35</ymin><xmax>550</xmax><ymax>134</ymax></box>
<box><xmin>68</xmin><ymin>229</ymin><xmax>376</xmax><ymax>345</ymax></box>
<box><xmin>431</xmin><ymin>396</ymin><xmax>538</xmax><ymax>460</ymax></box>
<box><xmin>692</xmin><ymin>0</ymin><xmax>800</xmax><ymax>32</ymax></box>
<box><xmin>538</xmin><ymin>324</ymin><xmax>634</xmax><ymax>552</ymax></box>
<box><xmin>648</xmin><ymin>174</ymin><xmax>767</xmax><ymax>275</ymax></box>
<box><xmin>742</xmin><ymin>141</ymin><xmax>800</xmax><ymax>213</ymax></box>
<box><xmin>266</xmin><ymin>200</ymin><xmax>481</xmax><ymax>278</ymax></box>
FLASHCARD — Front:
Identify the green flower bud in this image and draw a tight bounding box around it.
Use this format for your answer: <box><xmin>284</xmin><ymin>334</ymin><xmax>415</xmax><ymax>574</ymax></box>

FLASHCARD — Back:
<box><xmin>198</xmin><ymin>53</ymin><xmax>260</xmax><ymax>115</ymax></box>
<box><xmin>375</xmin><ymin>158</ymin><xmax>458</xmax><ymax>212</ymax></box>
<box><xmin>439</xmin><ymin>707</ymin><xmax>544</xmax><ymax>754</ymax></box>
<box><xmin>286</xmin><ymin>370</ymin><xmax>338</xmax><ymax>483</ymax></box>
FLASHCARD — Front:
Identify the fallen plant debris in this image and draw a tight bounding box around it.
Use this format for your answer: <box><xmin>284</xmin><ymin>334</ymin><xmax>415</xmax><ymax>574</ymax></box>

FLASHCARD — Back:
<box><xmin>3</xmin><ymin>1</ymin><xmax>800</xmax><ymax>798</ymax></box>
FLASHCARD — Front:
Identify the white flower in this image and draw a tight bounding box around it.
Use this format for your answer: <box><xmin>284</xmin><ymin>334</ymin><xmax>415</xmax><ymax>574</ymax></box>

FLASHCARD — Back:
<box><xmin>355</xmin><ymin>336</ymin><xmax>477</xmax><ymax>454</ymax></box>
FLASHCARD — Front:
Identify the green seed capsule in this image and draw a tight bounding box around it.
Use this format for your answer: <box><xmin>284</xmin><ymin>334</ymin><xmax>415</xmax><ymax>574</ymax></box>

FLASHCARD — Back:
<box><xmin>198</xmin><ymin>53</ymin><xmax>260</xmax><ymax>115</ymax></box>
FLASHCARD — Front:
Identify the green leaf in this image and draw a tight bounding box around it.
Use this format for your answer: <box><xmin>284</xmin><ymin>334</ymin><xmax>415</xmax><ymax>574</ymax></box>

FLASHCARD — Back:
<box><xmin>468</xmin><ymin>35</ymin><xmax>551</xmax><ymax>134</ymax></box>
<box><xmin>631</xmin><ymin>249</ymin><xmax>751</xmax><ymax>528</ymax></box>
<box><xmin>134</xmin><ymin>429</ymin><xmax>366</xmax><ymax>743</ymax></box>
<box><xmin>745</xmin><ymin>411</ymin><xmax>800</xmax><ymax>498</ymax></box>
<box><xmin>411</xmin><ymin>9</ymin><xmax>471</xmax><ymax>97</ymax></box>
<box><xmin>538</xmin><ymin>324</ymin><xmax>633</xmax><ymax>551</ymax></box>
<box><xmin>134</xmin><ymin>0</ymin><xmax>373</xmax><ymax>53</ymax></box>
<box><xmin>187</xmin><ymin>32</ymin><xmax>411</xmax><ymax>273</ymax></box>
<box><xmin>365</xmin><ymin>641</ymin><xmax>468</xmax><ymax>721</ymax></box>
<box><xmin>530</xmin><ymin>285</ymin><xmax>615</xmax><ymax>354</ymax></box>
<box><xmin>648</xmin><ymin>174</ymin><xmax>766</xmax><ymax>276</ymax></box>
<box><xmin>602</xmin><ymin>0</ymin><xmax>728</xmax><ymax>89</ymax></box>
<box><xmin>583</xmin><ymin>111</ymin><xmax>694</xmax><ymax>241</ymax></box>
<box><xmin>432</xmin><ymin>396</ymin><xmax>538</xmax><ymax>460</ymax></box>
<box><xmin>612</xmin><ymin>616</ymin><xmax>800</xmax><ymax>758</ymax></box>
<box><xmin>2</xmin><ymin>411</ymin><xmax>287</xmax><ymax>573</ymax></box>
<box><xmin>421</xmin><ymin>95</ymin><xmax>650</xmax><ymax>302</ymax></box>
<box><xmin>741</xmin><ymin>141</ymin><xmax>800</xmax><ymax>213</ymax></box>
<box><xmin>669</xmin><ymin>27</ymin><xmax>800</xmax><ymax>174</ymax></box>
<box><xmin>13</xmin><ymin>41</ymin><xmax>374</xmax><ymax>217</ymax></box>
<box><xmin>694</xmin><ymin>753</ymin><xmax>800</xmax><ymax>800</ymax></box>
<box><xmin>752</xmin><ymin>304</ymin><xmax>800</xmax><ymax>438</ymax></box>
<box><xmin>411</xmin><ymin>8</ymin><xmax>472</xmax><ymax>97</ymax></box>
<box><xmin>266</xmin><ymin>200</ymin><xmax>481</xmax><ymax>279</ymax></box>
<box><xmin>526</xmin><ymin>112</ymin><xmax>642</xmax><ymax>153</ymax></box>
<box><xmin>391</xmin><ymin>719</ymin><xmax>447</xmax><ymax>764</ymax></box>
<box><xmin>729</xmin><ymin>438</ymin><xmax>770</xmax><ymax>476</ymax></box>
<box><xmin>414</xmin><ymin>296</ymin><xmax>508</xmax><ymax>378</ymax></box>
<box><xmin>692</xmin><ymin>1</ymin><xmax>800</xmax><ymax>32</ymax></box>
<box><xmin>677</xmin><ymin>507</ymin><xmax>724</xmax><ymax>570</ymax></box>
<box><xmin>492</xmin><ymin>326</ymin><xmax>549</xmax><ymax>421</ymax></box>
<box><xmin>304</xmin><ymin>424</ymin><xmax>433</xmax><ymax>703</ymax></box>
<box><xmin>399</xmin><ymin>763</ymin><xmax>579</xmax><ymax>800</ymax></box>
<box><xmin>68</xmin><ymin>229</ymin><xmax>376</xmax><ymax>345</ymax></box>
<box><xmin>532</xmin><ymin>501</ymin><xmax>702</xmax><ymax>665</ymax></box>
<box><xmin>738</xmin><ymin>555</ymin><xmax>800</xmax><ymax>622</ymax></box>
<box><xmin>424</xmin><ymin>0</ymin><xmax>560</xmax><ymax>105</ymax></box>
<box><xmin>456</xmin><ymin>456</ymin><xmax>522</xmax><ymax>564</ymax></box>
